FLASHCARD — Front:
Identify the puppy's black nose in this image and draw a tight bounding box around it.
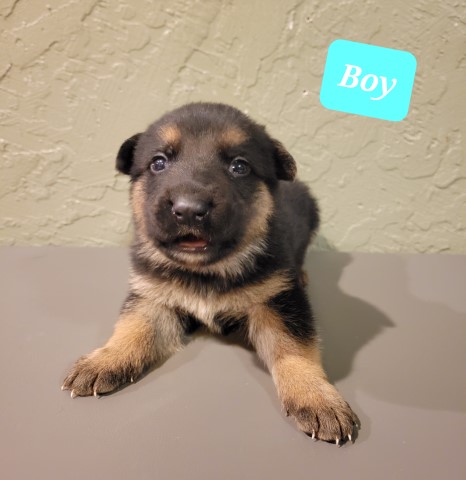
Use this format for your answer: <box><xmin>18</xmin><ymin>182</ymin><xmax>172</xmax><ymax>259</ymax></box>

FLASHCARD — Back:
<box><xmin>172</xmin><ymin>197</ymin><xmax>210</xmax><ymax>223</ymax></box>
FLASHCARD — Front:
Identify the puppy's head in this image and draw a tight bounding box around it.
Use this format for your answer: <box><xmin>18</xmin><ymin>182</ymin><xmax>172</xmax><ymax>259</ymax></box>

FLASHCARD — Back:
<box><xmin>117</xmin><ymin>103</ymin><xmax>296</xmax><ymax>271</ymax></box>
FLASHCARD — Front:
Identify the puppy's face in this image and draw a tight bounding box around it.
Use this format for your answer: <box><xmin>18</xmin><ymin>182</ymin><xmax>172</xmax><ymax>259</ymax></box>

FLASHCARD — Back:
<box><xmin>117</xmin><ymin>103</ymin><xmax>296</xmax><ymax>269</ymax></box>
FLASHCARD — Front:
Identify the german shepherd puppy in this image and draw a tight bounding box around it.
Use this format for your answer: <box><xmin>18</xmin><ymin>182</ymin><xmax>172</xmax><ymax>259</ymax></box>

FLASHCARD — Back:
<box><xmin>62</xmin><ymin>103</ymin><xmax>358</xmax><ymax>444</ymax></box>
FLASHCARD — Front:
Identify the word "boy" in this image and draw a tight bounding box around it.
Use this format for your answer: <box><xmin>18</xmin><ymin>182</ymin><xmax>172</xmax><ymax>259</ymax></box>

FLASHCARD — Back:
<box><xmin>337</xmin><ymin>64</ymin><xmax>397</xmax><ymax>101</ymax></box>
<box><xmin>320</xmin><ymin>39</ymin><xmax>417</xmax><ymax>121</ymax></box>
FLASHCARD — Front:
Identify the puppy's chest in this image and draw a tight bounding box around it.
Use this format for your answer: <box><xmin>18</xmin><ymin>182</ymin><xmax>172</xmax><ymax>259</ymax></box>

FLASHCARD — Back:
<box><xmin>135</xmin><ymin>272</ymin><xmax>290</xmax><ymax>331</ymax></box>
<box><xmin>162</xmin><ymin>282</ymin><xmax>253</xmax><ymax>331</ymax></box>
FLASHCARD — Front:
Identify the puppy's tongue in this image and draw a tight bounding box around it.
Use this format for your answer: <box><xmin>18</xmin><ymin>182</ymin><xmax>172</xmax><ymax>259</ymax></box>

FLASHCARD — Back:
<box><xmin>177</xmin><ymin>235</ymin><xmax>208</xmax><ymax>249</ymax></box>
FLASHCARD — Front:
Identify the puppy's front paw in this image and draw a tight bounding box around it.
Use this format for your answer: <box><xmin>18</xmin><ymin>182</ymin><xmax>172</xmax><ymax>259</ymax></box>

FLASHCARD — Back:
<box><xmin>284</xmin><ymin>381</ymin><xmax>359</xmax><ymax>444</ymax></box>
<box><xmin>62</xmin><ymin>348</ymin><xmax>141</xmax><ymax>397</ymax></box>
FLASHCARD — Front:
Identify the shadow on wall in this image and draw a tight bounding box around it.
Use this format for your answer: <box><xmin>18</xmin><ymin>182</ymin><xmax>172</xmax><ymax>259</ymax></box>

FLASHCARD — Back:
<box><xmin>309</xmin><ymin>233</ymin><xmax>337</xmax><ymax>252</ymax></box>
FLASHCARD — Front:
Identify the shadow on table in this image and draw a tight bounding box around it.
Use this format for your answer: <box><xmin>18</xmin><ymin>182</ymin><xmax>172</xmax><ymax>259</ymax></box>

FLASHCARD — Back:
<box><xmin>306</xmin><ymin>251</ymin><xmax>466</xmax><ymax>415</ymax></box>
<box><xmin>305</xmin><ymin>251</ymin><xmax>395</xmax><ymax>383</ymax></box>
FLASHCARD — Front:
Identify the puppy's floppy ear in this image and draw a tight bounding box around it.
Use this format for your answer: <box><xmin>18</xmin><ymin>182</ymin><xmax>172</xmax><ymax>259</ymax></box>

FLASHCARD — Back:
<box><xmin>272</xmin><ymin>138</ymin><xmax>297</xmax><ymax>181</ymax></box>
<box><xmin>116</xmin><ymin>133</ymin><xmax>141</xmax><ymax>175</ymax></box>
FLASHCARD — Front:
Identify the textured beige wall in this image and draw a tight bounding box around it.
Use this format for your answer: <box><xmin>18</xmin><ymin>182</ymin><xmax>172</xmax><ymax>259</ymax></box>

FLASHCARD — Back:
<box><xmin>1</xmin><ymin>0</ymin><xmax>465</xmax><ymax>252</ymax></box>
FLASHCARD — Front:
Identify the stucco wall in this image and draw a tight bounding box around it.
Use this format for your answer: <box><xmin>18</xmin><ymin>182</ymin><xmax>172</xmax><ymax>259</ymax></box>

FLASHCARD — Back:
<box><xmin>1</xmin><ymin>0</ymin><xmax>465</xmax><ymax>252</ymax></box>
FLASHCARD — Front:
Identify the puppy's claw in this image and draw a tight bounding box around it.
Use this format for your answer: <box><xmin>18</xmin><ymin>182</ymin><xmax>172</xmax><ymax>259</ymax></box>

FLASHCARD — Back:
<box><xmin>311</xmin><ymin>431</ymin><xmax>316</xmax><ymax>440</ymax></box>
<box><xmin>130</xmin><ymin>376</ymin><xmax>134</xmax><ymax>383</ymax></box>
<box><xmin>336</xmin><ymin>437</ymin><xmax>340</xmax><ymax>446</ymax></box>
<box><xmin>70</xmin><ymin>390</ymin><xmax>76</xmax><ymax>399</ymax></box>
<box><xmin>348</xmin><ymin>434</ymin><xmax>352</xmax><ymax>442</ymax></box>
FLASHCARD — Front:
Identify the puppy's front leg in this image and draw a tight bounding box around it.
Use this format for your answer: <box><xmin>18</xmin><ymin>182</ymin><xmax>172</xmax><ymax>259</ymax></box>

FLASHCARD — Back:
<box><xmin>62</xmin><ymin>293</ymin><xmax>184</xmax><ymax>397</ymax></box>
<box><xmin>248</xmin><ymin>293</ymin><xmax>358</xmax><ymax>443</ymax></box>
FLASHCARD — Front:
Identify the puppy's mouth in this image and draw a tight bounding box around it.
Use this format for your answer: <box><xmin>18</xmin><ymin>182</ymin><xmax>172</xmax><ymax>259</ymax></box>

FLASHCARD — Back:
<box><xmin>157</xmin><ymin>231</ymin><xmax>237</xmax><ymax>266</ymax></box>
<box><xmin>174</xmin><ymin>234</ymin><xmax>210</xmax><ymax>252</ymax></box>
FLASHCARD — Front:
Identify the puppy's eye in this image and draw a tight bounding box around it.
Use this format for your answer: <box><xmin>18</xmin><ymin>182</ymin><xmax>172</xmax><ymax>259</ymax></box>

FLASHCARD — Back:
<box><xmin>229</xmin><ymin>157</ymin><xmax>251</xmax><ymax>177</ymax></box>
<box><xmin>150</xmin><ymin>154</ymin><xmax>168</xmax><ymax>173</ymax></box>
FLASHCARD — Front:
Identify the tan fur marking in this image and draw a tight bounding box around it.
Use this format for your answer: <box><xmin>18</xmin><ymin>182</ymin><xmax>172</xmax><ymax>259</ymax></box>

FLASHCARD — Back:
<box><xmin>299</xmin><ymin>270</ymin><xmax>309</xmax><ymax>287</ymax></box>
<box><xmin>158</xmin><ymin>124</ymin><xmax>181</xmax><ymax>146</ymax></box>
<box><xmin>247</xmin><ymin>304</ymin><xmax>358</xmax><ymax>441</ymax></box>
<box><xmin>62</xmin><ymin>300</ymin><xmax>184</xmax><ymax>396</ymax></box>
<box><xmin>219</xmin><ymin>127</ymin><xmax>248</xmax><ymax>147</ymax></box>
<box><xmin>131</xmin><ymin>179</ymin><xmax>148</xmax><ymax>239</ymax></box>
<box><xmin>247</xmin><ymin>304</ymin><xmax>308</xmax><ymax>368</ymax></box>
<box><xmin>272</xmin><ymin>345</ymin><xmax>328</xmax><ymax>406</ymax></box>
<box><xmin>104</xmin><ymin>306</ymin><xmax>183</xmax><ymax>361</ymax></box>
<box><xmin>240</xmin><ymin>183</ymin><xmax>273</xmax><ymax>245</ymax></box>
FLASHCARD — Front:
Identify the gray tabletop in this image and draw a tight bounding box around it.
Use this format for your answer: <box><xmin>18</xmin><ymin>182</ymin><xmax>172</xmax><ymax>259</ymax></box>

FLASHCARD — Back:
<box><xmin>1</xmin><ymin>247</ymin><xmax>465</xmax><ymax>479</ymax></box>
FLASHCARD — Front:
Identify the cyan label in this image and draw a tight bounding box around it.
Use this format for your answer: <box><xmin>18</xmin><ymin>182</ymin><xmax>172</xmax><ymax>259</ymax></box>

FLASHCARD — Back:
<box><xmin>320</xmin><ymin>40</ymin><xmax>417</xmax><ymax>121</ymax></box>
